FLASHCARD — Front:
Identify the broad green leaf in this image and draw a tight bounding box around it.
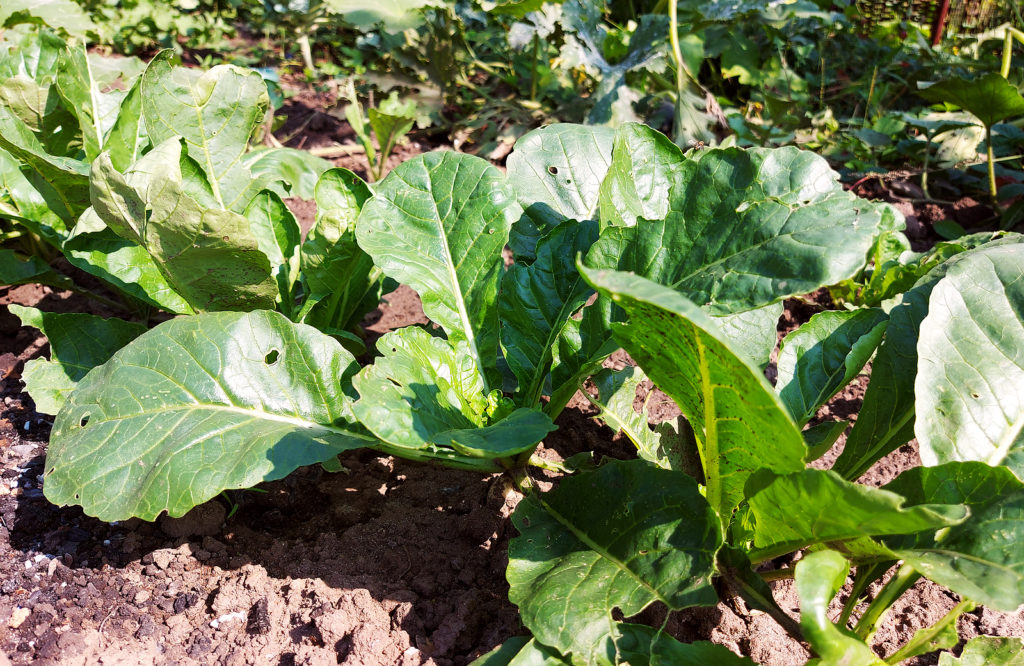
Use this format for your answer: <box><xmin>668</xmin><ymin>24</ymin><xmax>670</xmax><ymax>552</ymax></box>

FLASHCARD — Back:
<box><xmin>141</xmin><ymin>51</ymin><xmax>269</xmax><ymax>212</ymax></box>
<box><xmin>323</xmin><ymin>0</ymin><xmax>442</xmax><ymax>32</ymax></box>
<box><xmin>356</xmin><ymin>151</ymin><xmax>520</xmax><ymax>390</ymax></box>
<box><xmin>746</xmin><ymin>469</ymin><xmax>967</xmax><ymax>562</ymax></box>
<box><xmin>299</xmin><ymin>167</ymin><xmax>378</xmax><ymax>332</ymax></box>
<box><xmin>586</xmin><ymin>144</ymin><xmax>894</xmax><ymax>315</ymax></box>
<box><xmin>0</xmin><ymin>28</ymin><xmax>65</xmax><ymax>82</ymax></box>
<box><xmin>55</xmin><ymin>42</ymin><xmax>121</xmax><ymax>163</ymax></box>
<box><xmin>938</xmin><ymin>636</ymin><xmax>1024</xmax><ymax>666</ymax></box>
<box><xmin>242</xmin><ymin>147</ymin><xmax>331</xmax><ymax>201</ymax></box>
<box><xmin>803</xmin><ymin>420</ymin><xmax>848</xmax><ymax>461</ymax></box>
<box><xmin>776</xmin><ymin>308</ymin><xmax>888</xmax><ymax>426</ymax></box>
<box><xmin>915</xmin><ymin>246</ymin><xmax>1024</xmax><ymax>476</ymax></box>
<box><xmin>0</xmin><ymin>147</ymin><xmax>69</xmax><ymax>245</ymax></box>
<box><xmin>796</xmin><ymin>550</ymin><xmax>885</xmax><ymax>666</ymax></box>
<box><xmin>0</xmin><ymin>74</ymin><xmax>78</xmax><ymax>155</ymax></box>
<box><xmin>508</xmin><ymin>459</ymin><xmax>722</xmax><ymax>665</ymax></box>
<box><xmin>352</xmin><ymin>326</ymin><xmax>553</xmax><ymax>467</ymax></box>
<box><xmin>547</xmin><ymin>297</ymin><xmax>618</xmax><ymax>418</ymax></box>
<box><xmin>8</xmin><ymin>305</ymin><xmax>146</xmax><ymax>414</ymax></box>
<box><xmin>102</xmin><ymin>77</ymin><xmax>146</xmax><ymax>172</ymax></box>
<box><xmin>713</xmin><ymin>302</ymin><xmax>782</xmax><ymax>368</ymax></box>
<box><xmin>470</xmin><ymin>637</ymin><xmax>569</xmax><ymax>666</ymax></box>
<box><xmin>368</xmin><ymin>91</ymin><xmax>416</xmax><ymax>167</ymax></box>
<box><xmin>611</xmin><ymin>624</ymin><xmax>754</xmax><ymax>665</ymax></box>
<box><xmin>63</xmin><ymin>209</ymin><xmax>194</xmax><ymax>315</ymax></box>
<box><xmin>587</xmin><ymin>366</ymin><xmax>695</xmax><ymax>474</ymax></box>
<box><xmin>244</xmin><ymin>190</ymin><xmax>301</xmax><ymax>314</ymax></box>
<box><xmin>0</xmin><ymin>0</ymin><xmax>97</xmax><ymax>38</ymax></box>
<box><xmin>90</xmin><ymin>139</ymin><xmax>278</xmax><ymax>312</ymax></box>
<box><xmin>44</xmin><ymin>311</ymin><xmax>372</xmax><ymax>522</ymax></box>
<box><xmin>833</xmin><ymin>238</ymin><xmax>1024</xmax><ymax>480</ymax></box>
<box><xmin>0</xmin><ymin>248</ymin><xmax>72</xmax><ymax>290</ymax></box>
<box><xmin>506</xmin><ymin>124</ymin><xmax>615</xmax><ymax>231</ymax></box>
<box><xmin>597</xmin><ymin>122</ymin><xmax>687</xmax><ymax>229</ymax></box>
<box><xmin>500</xmin><ymin>220</ymin><xmax>598</xmax><ymax>407</ymax></box>
<box><xmin>918</xmin><ymin>73</ymin><xmax>1024</xmax><ymax>129</ymax></box>
<box><xmin>885</xmin><ymin>462</ymin><xmax>1024</xmax><ymax>611</ymax></box>
<box><xmin>581</xmin><ymin>266</ymin><xmax>806</xmax><ymax>517</ymax></box>
<box><xmin>0</xmin><ymin>105</ymin><xmax>89</xmax><ymax>224</ymax></box>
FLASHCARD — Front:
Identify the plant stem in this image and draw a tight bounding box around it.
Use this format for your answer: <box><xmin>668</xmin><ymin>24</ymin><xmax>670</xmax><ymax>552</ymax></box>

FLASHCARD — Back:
<box><xmin>885</xmin><ymin>599</ymin><xmax>974</xmax><ymax>664</ymax></box>
<box><xmin>758</xmin><ymin>568</ymin><xmax>795</xmax><ymax>582</ymax></box>
<box><xmin>987</xmin><ymin>124</ymin><xmax>998</xmax><ymax>204</ymax></box>
<box><xmin>839</xmin><ymin>561</ymin><xmax>887</xmax><ymax>628</ymax></box>
<box><xmin>853</xmin><ymin>564</ymin><xmax>920</xmax><ymax>641</ymax></box>
<box><xmin>529</xmin><ymin>34</ymin><xmax>540</xmax><ymax>102</ymax></box>
<box><xmin>922</xmin><ymin>133</ymin><xmax>932</xmax><ymax>199</ymax></box>
<box><xmin>298</xmin><ymin>32</ymin><xmax>315</xmax><ymax>76</ymax></box>
<box><xmin>667</xmin><ymin>0</ymin><xmax>687</xmax><ymax>146</ymax></box>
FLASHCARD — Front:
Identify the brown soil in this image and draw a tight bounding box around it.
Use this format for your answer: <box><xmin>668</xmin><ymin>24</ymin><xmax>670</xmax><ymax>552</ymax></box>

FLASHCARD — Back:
<box><xmin>1</xmin><ymin>94</ymin><xmax>1021</xmax><ymax>665</ymax></box>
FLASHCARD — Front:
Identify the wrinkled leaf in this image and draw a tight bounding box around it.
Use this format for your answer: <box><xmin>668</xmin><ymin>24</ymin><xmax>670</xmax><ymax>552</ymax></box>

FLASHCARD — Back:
<box><xmin>508</xmin><ymin>459</ymin><xmax>722</xmax><ymax>664</ymax></box>
<box><xmin>141</xmin><ymin>51</ymin><xmax>269</xmax><ymax>212</ymax></box>
<box><xmin>353</xmin><ymin>326</ymin><xmax>553</xmax><ymax>466</ymax></box>
<box><xmin>356</xmin><ymin>151</ymin><xmax>520</xmax><ymax>389</ymax></box>
<box><xmin>242</xmin><ymin>147</ymin><xmax>331</xmax><ymax>201</ymax></box>
<box><xmin>500</xmin><ymin>220</ymin><xmax>598</xmax><ymax>406</ymax></box>
<box><xmin>244</xmin><ymin>190</ymin><xmax>301</xmax><ymax>314</ymax></box>
<box><xmin>776</xmin><ymin>308</ymin><xmax>888</xmax><ymax>426</ymax></box>
<box><xmin>44</xmin><ymin>311</ymin><xmax>372</xmax><ymax>521</ymax></box>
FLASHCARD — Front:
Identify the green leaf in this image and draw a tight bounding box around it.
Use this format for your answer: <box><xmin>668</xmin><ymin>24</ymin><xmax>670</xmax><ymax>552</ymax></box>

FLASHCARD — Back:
<box><xmin>915</xmin><ymin>245</ymin><xmax>1024</xmax><ymax>476</ymax></box>
<box><xmin>775</xmin><ymin>308</ymin><xmax>888</xmax><ymax>426</ymax></box>
<box><xmin>299</xmin><ymin>167</ymin><xmax>378</xmax><ymax>331</ymax></box>
<box><xmin>833</xmin><ymin>238</ymin><xmax>1023</xmax><ymax>480</ymax></box>
<box><xmin>611</xmin><ymin>624</ymin><xmax>754</xmax><ymax>665</ymax></box>
<box><xmin>0</xmin><ymin>105</ymin><xmax>89</xmax><ymax>225</ymax></box>
<box><xmin>581</xmin><ymin>266</ymin><xmax>805</xmax><ymax>517</ymax></box>
<box><xmin>547</xmin><ymin>297</ymin><xmax>618</xmax><ymax>418</ymax></box>
<box><xmin>796</xmin><ymin>550</ymin><xmax>885</xmax><ymax>666</ymax></box>
<box><xmin>746</xmin><ymin>469</ymin><xmax>967</xmax><ymax>562</ymax></box>
<box><xmin>90</xmin><ymin>138</ymin><xmax>278</xmax><ymax>312</ymax></box>
<box><xmin>242</xmin><ymin>147</ymin><xmax>331</xmax><ymax>201</ymax></box>
<box><xmin>141</xmin><ymin>51</ymin><xmax>269</xmax><ymax>212</ymax></box>
<box><xmin>0</xmin><ymin>147</ymin><xmax>69</xmax><ymax>245</ymax></box>
<box><xmin>586</xmin><ymin>143</ymin><xmax>894</xmax><ymax>315</ymax></box>
<box><xmin>103</xmin><ymin>76</ymin><xmax>146</xmax><ymax>172</ymax></box>
<box><xmin>368</xmin><ymin>92</ymin><xmax>416</xmax><ymax>166</ymax></box>
<box><xmin>587</xmin><ymin>366</ymin><xmax>696</xmax><ymax>474</ymax></box>
<box><xmin>244</xmin><ymin>190</ymin><xmax>301</xmax><ymax>314</ymax></box>
<box><xmin>0</xmin><ymin>248</ymin><xmax>72</xmax><ymax>290</ymax></box>
<box><xmin>8</xmin><ymin>304</ymin><xmax>146</xmax><ymax>414</ymax></box>
<box><xmin>938</xmin><ymin>636</ymin><xmax>1024</xmax><ymax>666</ymax></box>
<box><xmin>0</xmin><ymin>73</ymin><xmax>78</xmax><ymax>156</ymax></box>
<box><xmin>506</xmin><ymin>123</ymin><xmax>616</xmax><ymax>230</ymax></box>
<box><xmin>500</xmin><ymin>220</ymin><xmax>598</xmax><ymax>407</ymax></box>
<box><xmin>803</xmin><ymin>420</ymin><xmax>848</xmax><ymax>461</ymax></box>
<box><xmin>713</xmin><ymin>302</ymin><xmax>782</xmax><ymax>369</ymax></box>
<box><xmin>54</xmin><ymin>42</ymin><xmax>122</xmax><ymax>163</ymax></box>
<box><xmin>918</xmin><ymin>73</ymin><xmax>1024</xmax><ymax>129</ymax></box>
<box><xmin>884</xmin><ymin>462</ymin><xmax>1024</xmax><ymax>611</ymax></box>
<box><xmin>597</xmin><ymin>122</ymin><xmax>687</xmax><ymax>230</ymax></box>
<box><xmin>508</xmin><ymin>459</ymin><xmax>722</xmax><ymax>665</ymax></box>
<box><xmin>353</xmin><ymin>326</ymin><xmax>553</xmax><ymax>467</ymax></box>
<box><xmin>356</xmin><ymin>151</ymin><xmax>520</xmax><ymax>389</ymax></box>
<box><xmin>0</xmin><ymin>0</ymin><xmax>97</xmax><ymax>38</ymax></box>
<box><xmin>63</xmin><ymin>209</ymin><xmax>194</xmax><ymax>315</ymax></box>
<box><xmin>323</xmin><ymin>0</ymin><xmax>442</xmax><ymax>33</ymax></box>
<box><xmin>470</xmin><ymin>637</ymin><xmax>569</xmax><ymax>666</ymax></box>
<box><xmin>44</xmin><ymin>310</ymin><xmax>372</xmax><ymax>522</ymax></box>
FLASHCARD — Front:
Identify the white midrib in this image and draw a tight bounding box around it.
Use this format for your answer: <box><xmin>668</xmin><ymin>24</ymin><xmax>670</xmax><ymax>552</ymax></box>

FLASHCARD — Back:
<box><xmin>432</xmin><ymin>199</ymin><xmax>487</xmax><ymax>392</ymax></box>
<box><xmin>988</xmin><ymin>410</ymin><xmax>1024</xmax><ymax>467</ymax></box>
<box><xmin>186</xmin><ymin>77</ymin><xmax>225</xmax><ymax>208</ymax></box>
<box><xmin>94</xmin><ymin>402</ymin><xmax>376</xmax><ymax>442</ymax></box>
<box><xmin>696</xmin><ymin>333</ymin><xmax>720</xmax><ymax>514</ymax></box>
<box><xmin>84</xmin><ymin>54</ymin><xmax>105</xmax><ymax>154</ymax></box>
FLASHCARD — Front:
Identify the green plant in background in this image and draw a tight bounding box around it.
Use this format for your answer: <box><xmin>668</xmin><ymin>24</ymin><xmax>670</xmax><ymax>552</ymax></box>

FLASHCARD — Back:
<box><xmin>918</xmin><ymin>71</ymin><xmax>1024</xmax><ymax>211</ymax></box>
<box><xmin>342</xmin><ymin>80</ymin><xmax>420</xmax><ymax>181</ymax></box>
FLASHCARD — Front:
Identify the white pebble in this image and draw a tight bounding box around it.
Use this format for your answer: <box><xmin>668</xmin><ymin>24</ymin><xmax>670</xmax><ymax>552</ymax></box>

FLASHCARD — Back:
<box><xmin>210</xmin><ymin>611</ymin><xmax>246</xmax><ymax>629</ymax></box>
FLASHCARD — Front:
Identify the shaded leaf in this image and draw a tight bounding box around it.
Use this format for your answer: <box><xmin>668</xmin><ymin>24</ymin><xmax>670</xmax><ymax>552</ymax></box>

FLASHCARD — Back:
<box><xmin>938</xmin><ymin>636</ymin><xmax>1024</xmax><ymax>666</ymax></box>
<box><xmin>508</xmin><ymin>459</ymin><xmax>722</xmax><ymax>664</ymax></box>
<box><xmin>918</xmin><ymin>73</ymin><xmax>1024</xmax><ymax>129</ymax></box>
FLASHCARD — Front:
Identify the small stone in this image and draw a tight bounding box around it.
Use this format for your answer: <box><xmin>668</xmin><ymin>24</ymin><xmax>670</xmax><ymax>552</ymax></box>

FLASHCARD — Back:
<box><xmin>8</xmin><ymin>607</ymin><xmax>30</xmax><ymax>628</ymax></box>
<box><xmin>151</xmin><ymin>549</ymin><xmax>174</xmax><ymax>570</ymax></box>
<box><xmin>134</xmin><ymin>590</ymin><xmax>151</xmax><ymax>604</ymax></box>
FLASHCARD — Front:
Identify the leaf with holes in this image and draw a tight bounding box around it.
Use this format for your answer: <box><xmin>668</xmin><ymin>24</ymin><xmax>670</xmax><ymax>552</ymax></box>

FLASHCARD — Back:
<box><xmin>43</xmin><ymin>310</ymin><xmax>373</xmax><ymax>521</ymax></box>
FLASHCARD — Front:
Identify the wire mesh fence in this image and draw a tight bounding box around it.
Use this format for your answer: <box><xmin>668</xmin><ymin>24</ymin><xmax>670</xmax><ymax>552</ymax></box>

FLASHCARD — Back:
<box><xmin>856</xmin><ymin>0</ymin><xmax>1019</xmax><ymax>38</ymax></box>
